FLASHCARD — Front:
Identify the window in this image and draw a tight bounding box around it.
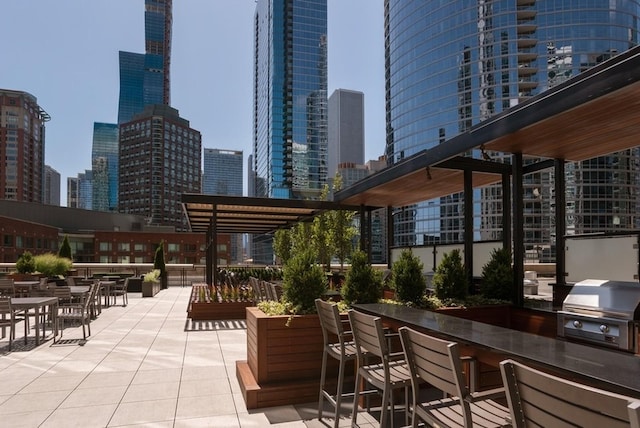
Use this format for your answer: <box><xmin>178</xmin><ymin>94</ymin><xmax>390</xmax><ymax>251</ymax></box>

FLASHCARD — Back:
<box><xmin>168</xmin><ymin>243</ymin><xmax>180</xmax><ymax>252</ymax></box>
<box><xmin>118</xmin><ymin>243</ymin><xmax>130</xmax><ymax>252</ymax></box>
<box><xmin>100</xmin><ymin>256</ymin><xmax>111</xmax><ymax>263</ymax></box>
<box><xmin>99</xmin><ymin>242</ymin><xmax>112</xmax><ymax>251</ymax></box>
<box><xmin>117</xmin><ymin>256</ymin><xmax>130</xmax><ymax>263</ymax></box>
<box><xmin>134</xmin><ymin>243</ymin><xmax>146</xmax><ymax>252</ymax></box>
<box><xmin>15</xmin><ymin>236</ymin><xmax>22</xmax><ymax>248</ymax></box>
<box><xmin>3</xmin><ymin>235</ymin><xmax>13</xmax><ymax>247</ymax></box>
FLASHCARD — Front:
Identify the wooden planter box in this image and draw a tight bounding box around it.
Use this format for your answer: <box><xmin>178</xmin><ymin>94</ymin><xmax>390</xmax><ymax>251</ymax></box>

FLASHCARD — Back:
<box><xmin>189</xmin><ymin>301</ymin><xmax>254</xmax><ymax>320</ymax></box>
<box><xmin>236</xmin><ymin>306</ymin><xmax>345</xmax><ymax>409</ymax></box>
<box><xmin>141</xmin><ymin>281</ymin><xmax>160</xmax><ymax>297</ymax></box>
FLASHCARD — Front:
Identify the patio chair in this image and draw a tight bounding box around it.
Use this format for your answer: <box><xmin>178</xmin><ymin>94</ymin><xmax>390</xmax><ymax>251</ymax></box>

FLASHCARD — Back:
<box><xmin>56</xmin><ymin>282</ymin><xmax>97</xmax><ymax>341</ymax></box>
<box><xmin>398</xmin><ymin>326</ymin><xmax>510</xmax><ymax>428</ymax></box>
<box><xmin>110</xmin><ymin>278</ymin><xmax>129</xmax><ymax>307</ymax></box>
<box><xmin>270</xmin><ymin>283</ymin><xmax>283</xmax><ymax>301</ymax></box>
<box><xmin>500</xmin><ymin>359</ymin><xmax>640</xmax><ymax>428</ymax></box>
<box><xmin>348</xmin><ymin>309</ymin><xmax>411</xmax><ymax>428</ymax></box>
<box><xmin>315</xmin><ymin>299</ymin><xmax>358</xmax><ymax>427</ymax></box>
<box><xmin>0</xmin><ymin>296</ymin><xmax>17</xmax><ymax>350</ymax></box>
<box><xmin>0</xmin><ymin>278</ymin><xmax>16</xmax><ymax>297</ymax></box>
<box><xmin>249</xmin><ymin>277</ymin><xmax>264</xmax><ymax>302</ymax></box>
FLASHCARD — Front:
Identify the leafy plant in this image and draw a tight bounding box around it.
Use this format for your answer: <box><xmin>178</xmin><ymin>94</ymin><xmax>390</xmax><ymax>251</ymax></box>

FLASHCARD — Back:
<box><xmin>34</xmin><ymin>253</ymin><xmax>72</xmax><ymax>277</ymax></box>
<box><xmin>282</xmin><ymin>248</ymin><xmax>327</xmax><ymax>315</ymax></box>
<box><xmin>15</xmin><ymin>251</ymin><xmax>36</xmax><ymax>274</ymax></box>
<box><xmin>481</xmin><ymin>247</ymin><xmax>514</xmax><ymax>301</ymax></box>
<box><xmin>273</xmin><ymin>229</ymin><xmax>293</xmax><ymax>265</ymax></box>
<box><xmin>433</xmin><ymin>249</ymin><xmax>468</xmax><ymax>300</ymax></box>
<box><xmin>392</xmin><ymin>249</ymin><xmax>426</xmax><ymax>305</ymax></box>
<box><xmin>341</xmin><ymin>250</ymin><xmax>382</xmax><ymax>305</ymax></box>
<box><xmin>143</xmin><ymin>269</ymin><xmax>161</xmax><ymax>283</ymax></box>
<box><xmin>154</xmin><ymin>240</ymin><xmax>167</xmax><ymax>288</ymax></box>
<box><xmin>58</xmin><ymin>235</ymin><xmax>72</xmax><ymax>260</ymax></box>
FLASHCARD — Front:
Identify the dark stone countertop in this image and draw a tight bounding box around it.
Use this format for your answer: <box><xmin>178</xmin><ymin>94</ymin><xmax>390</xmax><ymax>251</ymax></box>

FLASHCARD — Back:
<box><xmin>353</xmin><ymin>303</ymin><xmax>640</xmax><ymax>398</ymax></box>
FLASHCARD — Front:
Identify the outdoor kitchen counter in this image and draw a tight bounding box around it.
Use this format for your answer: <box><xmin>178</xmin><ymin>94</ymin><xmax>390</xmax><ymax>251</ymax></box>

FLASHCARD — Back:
<box><xmin>353</xmin><ymin>303</ymin><xmax>640</xmax><ymax>398</ymax></box>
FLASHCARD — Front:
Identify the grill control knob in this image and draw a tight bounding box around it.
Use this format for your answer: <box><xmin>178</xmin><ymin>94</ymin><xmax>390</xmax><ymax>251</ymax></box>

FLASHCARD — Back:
<box><xmin>573</xmin><ymin>320</ymin><xmax>582</xmax><ymax>329</ymax></box>
<box><xmin>600</xmin><ymin>324</ymin><xmax>610</xmax><ymax>333</ymax></box>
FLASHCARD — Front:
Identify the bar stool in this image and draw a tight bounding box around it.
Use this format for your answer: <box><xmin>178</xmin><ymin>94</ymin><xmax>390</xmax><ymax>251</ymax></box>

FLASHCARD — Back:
<box><xmin>348</xmin><ymin>309</ymin><xmax>411</xmax><ymax>428</ymax></box>
<box><xmin>315</xmin><ymin>299</ymin><xmax>358</xmax><ymax>428</ymax></box>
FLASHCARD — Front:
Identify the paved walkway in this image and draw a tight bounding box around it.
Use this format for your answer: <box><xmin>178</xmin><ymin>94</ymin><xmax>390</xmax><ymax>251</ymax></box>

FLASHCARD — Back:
<box><xmin>0</xmin><ymin>287</ymin><xmax>382</xmax><ymax>427</ymax></box>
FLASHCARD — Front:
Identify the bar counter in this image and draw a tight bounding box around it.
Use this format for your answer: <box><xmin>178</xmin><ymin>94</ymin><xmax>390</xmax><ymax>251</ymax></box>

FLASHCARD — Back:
<box><xmin>353</xmin><ymin>303</ymin><xmax>640</xmax><ymax>398</ymax></box>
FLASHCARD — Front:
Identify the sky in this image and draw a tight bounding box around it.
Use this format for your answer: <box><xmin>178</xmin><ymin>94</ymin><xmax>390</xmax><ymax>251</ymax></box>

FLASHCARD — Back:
<box><xmin>0</xmin><ymin>1</ymin><xmax>386</xmax><ymax>203</ymax></box>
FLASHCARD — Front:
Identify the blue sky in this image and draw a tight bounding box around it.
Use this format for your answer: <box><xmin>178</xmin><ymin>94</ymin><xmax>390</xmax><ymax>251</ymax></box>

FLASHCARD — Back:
<box><xmin>0</xmin><ymin>1</ymin><xmax>385</xmax><ymax>203</ymax></box>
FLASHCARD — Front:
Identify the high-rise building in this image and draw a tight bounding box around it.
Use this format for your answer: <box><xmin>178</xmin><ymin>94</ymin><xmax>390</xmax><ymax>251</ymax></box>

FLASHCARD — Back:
<box><xmin>328</xmin><ymin>89</ymin><xmax>365</xmax><ymax>179</ymax></box>
<box><xmin>91</xmin><ymin>122</ymin><xmax>119</xmax><ymax>212</ymax></box>
<box><xmin>384</xmin><ymin>0</ymin><xmax>640</xmax><ymax>253</ymax></box>
<box><xmin>118</xmin><ymin>0</ymin><xmax>172</xmax><ymax>124</ymax></box>
<box><xmin>77</xmin><ymin>170</ymin><xmax>93</xmax><ymax>210</ymax></box>
<box><xmin>118</xmin><ymin>105</ymin><xmax>201</xmax><ymax>231</ymax></box>
<box><xmin>0</xmin><ymin>89</ymin><xmax>50</xmax><ymax>203</ymax></box>
<box><xmin>252</xmin><ymin>0</ymin><xmax>328</xmax><ymax>200</ymax></box>
<box><xmin>43</xmin><ymin>165</ymin><xmax>60</xmax><ymax>206</ymax></box>
<box><xmin>203</xmin><ymin>148</ymin><xmax>243</xmax><ymax>263</ymax></box>
<box><xmin>203</xmin><ymin>149</ymin><xmax>243</xmax><ymax>196</ymax></box>
<box><xmin>67</xmin><ymin>177</ymin><xmax>78</xmax><ymax>208</ymax></box>
<box><xmin>252</xmin><ymin>0</ymin><xmax>328</xmax><ymax>264</ymax></box>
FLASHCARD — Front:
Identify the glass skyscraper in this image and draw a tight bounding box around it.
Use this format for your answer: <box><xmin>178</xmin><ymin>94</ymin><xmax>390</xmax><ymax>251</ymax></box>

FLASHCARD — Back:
<box><xmin>252</xmin><ymin>0</ymin><xmax>328</xmax><ymax>201</ymax></box>
<box><xmin>203</xmin><ymin>149</ymin><xmax>243</xmax><ymax>196</ymax></box>
<box><xmin>385</xmin><ymin>0</ymin><xmax>640</xmax><ymax>254</ymax></box>
<box><xmin>118</xmin><ymin>0</ymin><xmax>172</xmax><ymax>124</ymax></box>
<box><xmin>91</xmin><ymin>122</ymin><xmax>119</xmax><ymax>212</ymax></box>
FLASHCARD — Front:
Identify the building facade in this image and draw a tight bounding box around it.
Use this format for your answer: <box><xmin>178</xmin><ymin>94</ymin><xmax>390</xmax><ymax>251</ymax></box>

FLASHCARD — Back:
<box><xmin>77</xmin><ymin>170</ymin><xmax>93</xmax><ymax>210</ymax></box>
<box><xmin>384</xmin><ymin>0</ymin><xmax>640</xmax><ymax>255</ymax></box>
<box><xmin>43</xmin><ymin>165</ymin><xmax>60</xmax><ymax>206</ymax></box>
<box><xmin>118</xmin><ymin>0</ymin><xmax>172</xmax><ymax>124</ymax></box>
<box><xmin>328</xmin><ymin>89</ymin><xmax>365</xmax><ymax>179</ymax></box>
<box><xmin>0</xmin><ymin>89</ymin><xmax>50</xmax><ymax>203</ymax></box>
<box><xmin>67</xmin><ymin>177</ymin><xmax>78</xmax><ymax>208</ymax></box>
<box><xmin>252</xmin><ymin>0</ymin><xmax>328</xmax><ymax>200</ymax></box>
<box><xmin>203</xmin><ymin>149</ymin><xmax>243</xmax><ymax>196</ymax></box>
<box><xmin>91</xmin><ymin>122</ymin><xmax>119</xmax><ymax>212</ymax></box>
<box><xmin>118</xmin><ymin>105</ymin><xmax>201</xmax><ymax>231</ymax></box>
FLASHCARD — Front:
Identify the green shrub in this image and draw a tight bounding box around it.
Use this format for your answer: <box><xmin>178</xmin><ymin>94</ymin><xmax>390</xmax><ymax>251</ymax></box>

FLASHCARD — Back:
<box><xmin>58</xmin><ymin>235</ymin><xmax>72</xmax><ymax>259</ymax></box>
<box><xmin>16</xmin><ymin>251</ymin><xmax>36</xmax><ymax>274</ymax></box>
<box><xmin>480</xmin><ymin>247</ymin><xmax>513</xmax><ymax>301</ymax></box>
<box><xmin>282</xmin><ymin>249</ymin><xmax>327</xmax><ymax>314</ymax></box>
<box><xmin>392</xmin><ymin>249</ymin><xmax>426</xmax><ymax>305</ymax></box>
<box><xmin>34</xmin><ymin>253</ymin><xmax>72</xmax><ymax>277</ymax></box>
<box><xmin>341</xmin><ymin>250</ymin><xmax>382</xmax><ymax>305</ymax></box>
<box><xmin>433</xmin><ymin>249</ymin><xmax>468</xmax><ymax>300</ymax></box>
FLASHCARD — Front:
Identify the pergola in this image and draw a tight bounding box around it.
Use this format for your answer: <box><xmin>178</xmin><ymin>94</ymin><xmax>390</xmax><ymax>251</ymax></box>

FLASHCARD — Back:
<box><xmin>182</xmin><ymin>45</ymin><xmax>640</xmax><ymax>305</ymax></box>
<box><xmin>334</xmin><ymin>44</ymin><xmax>640</xmax><ymax>305</ymax></box>
<box><xmin>181</xmin><ymin>194</ymin><xmax>368</xmax><ymax>284</ymax></box>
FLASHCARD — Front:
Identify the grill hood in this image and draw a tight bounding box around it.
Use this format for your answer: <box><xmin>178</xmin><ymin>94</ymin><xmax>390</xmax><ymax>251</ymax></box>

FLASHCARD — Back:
<box><xmin>562</xmin><ymin>279</ymin><xmax>640</xmax><ymax>320</ymax></box>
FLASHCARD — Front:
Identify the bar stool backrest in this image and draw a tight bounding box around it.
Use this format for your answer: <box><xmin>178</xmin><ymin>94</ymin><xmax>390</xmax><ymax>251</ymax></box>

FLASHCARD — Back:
<box><xmin>348</xmin><ymin>309</ymin><xmax>389</xmax><ymax>361</ymax></box>
<box><xmin>500</xmin><ymin>359</ymin><xmax>640</xmax><ymax>428</ymax></box>
<box><xmin>315</xmin><ymin>299</ymin><xmax>346</xmax><ymax>345</ymax></box>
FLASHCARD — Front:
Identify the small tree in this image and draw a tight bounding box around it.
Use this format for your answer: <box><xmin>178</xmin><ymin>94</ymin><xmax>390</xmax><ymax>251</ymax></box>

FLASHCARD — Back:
<box><xmin>330</xmin><ymin>174</ymin><xmax>356</xmax><ymax>270</ymax></box>
<box><xmin>273</xmin><ymin>229</ymin><xmax>293</xmax><ymax>265</ymax></box>
<box><xmin>433</xmin><ymin>249</ymin><xmax>468</xmax><ymax>300</ymax></box>
<box><xmin>313</xmin><ymin>184</ymin><xmax>334</xmax><ymax>272</ymax></box>
<box><xmin>15</xmin><ymin>251</ymin><xmax>36</xmax><ymax>274</ymax></box>
<box><xmin>392</xmin><ymin>249</ymin><xmax>426</xmax><ymax>305</ymax></box>
<box><xmin>282</xmin><ymin>248</ymin><xmax>327</xmax><ymax>314</ymax></box>
<box><xmin>341</xmin><ymin>250</ymin><xmax>382</xmax><ymax>305</ymax></box>
<box><xmin>58</xmin><ymin>235</ymin><xmax>72</xmax><ymax>260</ymax></box>
<box><xmin>154</xmin><ymin>241</ymin><xmax>167</xmax><ymax>289</ymax></box>
<box><xmin>481</xmin><ymin>247</ymin><xmax>514</xmax><ymax>301</ymax></box>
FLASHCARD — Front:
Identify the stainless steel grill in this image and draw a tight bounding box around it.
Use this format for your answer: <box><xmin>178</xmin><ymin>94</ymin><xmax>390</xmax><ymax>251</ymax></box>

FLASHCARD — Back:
<box><xmin>557</xmin><ymin>279</ymin><xmax>640</xmax><ymax>352</ymax></box>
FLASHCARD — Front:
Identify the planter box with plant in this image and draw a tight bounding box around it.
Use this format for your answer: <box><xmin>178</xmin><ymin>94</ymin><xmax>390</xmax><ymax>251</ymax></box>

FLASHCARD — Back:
<box><xmin>142</xmin><ymin>269</ymin><xmax>161</xmax><ymax>297</ymax></box>
<box><xmin>236</xmin><ymin>248</ymin><xmax>334</xmax><ymax>409</ymax></box>
<box><xmin>188</xmin><ymin>283</ymin><xmax>255</xmax><ymax>320</ymax></box>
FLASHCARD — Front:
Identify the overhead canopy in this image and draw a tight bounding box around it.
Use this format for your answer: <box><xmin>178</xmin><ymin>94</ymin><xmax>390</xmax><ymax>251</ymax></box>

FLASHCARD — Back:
<box><xmin>181</xmin><ymin>194</ymin><xmax>365</xmax><ymax>235</ymax></box>
<box><xmin>335</xmin><ymin>45</ymin><xmax>640</xmax><ymax>207</ymax></box>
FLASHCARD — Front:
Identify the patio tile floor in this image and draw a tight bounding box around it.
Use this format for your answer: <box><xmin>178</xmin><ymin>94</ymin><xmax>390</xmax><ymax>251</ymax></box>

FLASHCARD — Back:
<box><xmin>0</xmin><ymin>287</ymin><xmax>382</xmax><ymax>427</ymax></box>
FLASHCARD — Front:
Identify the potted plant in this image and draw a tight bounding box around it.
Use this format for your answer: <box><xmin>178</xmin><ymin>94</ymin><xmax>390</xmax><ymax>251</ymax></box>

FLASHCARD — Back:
<box><xmin>432</xmin><ymin>249</ymin><xmax>468</xmax><ymax>301</ymax></box>
<box><xmin>13</xmin><ymin>251</ymin><xmax>37</xmax><ymax>280</ymax></box>
<box><xmin>33</xmin><ymin>253</ymin><xmax>72</xmax><ymax>284</ymax></box>
<box><xmin>142</xmin><ymin>269</ymin><xmax>161</xmax><ymax>297</ymax></box>
<box><xmin>481</xmin><ymin>247</ymin><xmax>514</xmax><ymax>302</ymax></box>
<box><xmin>392</xmin><ymin>249</ymin><xmax>426</xmax><ymax>306</ymax></box>
<box><xmin>154</xmin><ymin>241</ymin><xmax>167</xmax><ymax>290</ymax></box>
<box><xmin>238</xmin><ymin>248</ymin><xmax>332</xmax><ymax>409</ymax></box>
<box><xmin>341</xmin><ymin>249</ymin><xmax>382</xmax><ymax>305</ymax></box>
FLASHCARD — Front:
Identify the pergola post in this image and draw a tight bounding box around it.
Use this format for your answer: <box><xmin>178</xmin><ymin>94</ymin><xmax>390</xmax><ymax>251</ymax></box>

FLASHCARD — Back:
<box><xmin>387</xmin><ymin>206</ymin><xmax>393</xmax><ymax>268</ymax></box>
<box><xmin>555</xmin><ymin>158</ymin><xmax>566</xmax><ymax>286</ymax></box>
<box><xmin>212</xmin><ymin>204</ymin><xmax>218</xmax><ymax>286</ymax></box>
<box><xmin>512</xmin><ymin>153</ymin><xmax>525</xmax><ymax>307</ymax></box>
<box><xmin>463</xmin><ymin>169</ymin><xmax>474</xmax><ymax>291</ymax></box>
<box><xmin>502</xmin><ymin>172</ymin><xmax>511</xmax><ymax>250</ymax></box>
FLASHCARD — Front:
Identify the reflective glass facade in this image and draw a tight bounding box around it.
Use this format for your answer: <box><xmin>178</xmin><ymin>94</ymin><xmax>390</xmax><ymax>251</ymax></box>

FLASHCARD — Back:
<box><xmin>385</xmin><ymin>0</ymin><xmax>640</xmax><ymax>253</ymax></box>
<box><xmin>118</xmin><ymin>0</ymin><xmax>172</xmax><ymax>124</ymax></box>
<box><xmin>253</xmin><ymin>0</ymin><xmax>328</xmax><ymax>200</ymax></box>
<box><xmin>91</xmin><ymin>122</ymin><xmax>119</xmax><ymax>212</ymax></box>
<box><xmin>203</xmin><ymin>149</ymin><xmax>243</xmax><ymax>196</ymax></box>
